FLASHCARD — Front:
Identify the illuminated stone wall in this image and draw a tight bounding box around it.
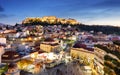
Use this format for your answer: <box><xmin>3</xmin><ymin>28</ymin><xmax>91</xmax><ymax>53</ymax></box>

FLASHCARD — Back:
<box><xmin>22</xmin><ymin>16</ymin><xmax>79</xmax><ymax>25</ymax></box>
<box><xmin>70</xmin><ymin>48</ymin><xmax>94</xmax><ymax>67</ymax></box>
<box><xmin>40</xmin><ymin>44</ymin><xmax>59</xmax><ymax>52</ymax></box>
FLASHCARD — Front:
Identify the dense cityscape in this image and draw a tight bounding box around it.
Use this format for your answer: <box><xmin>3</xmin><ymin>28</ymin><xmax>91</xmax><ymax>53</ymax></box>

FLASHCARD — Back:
<box><xmin>0</xmin><ymin>0</ymin><xmax>120</xmax><ymax>75</ymax></box>
<box><xmin>0</xmin><ymin>16</ymin><xmax>120</xmax><ymax>75</ymax></box>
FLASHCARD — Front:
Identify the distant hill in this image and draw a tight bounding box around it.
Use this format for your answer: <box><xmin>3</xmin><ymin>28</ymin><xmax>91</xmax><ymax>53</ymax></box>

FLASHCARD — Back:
<box><xmin>0</xmin><ymin>23</ymin><xmax>13</xmax><ymax>27</ymax></box>
<box><xmin>21</xmin><ymin>17</ymin><xmax>120</xmax><ymax>35</ymax></box>
<box><xmin>0</xmin><ymin>23</ymin><xmax>6</xmax><ymax>26</ymax></box>
<box><xmin>22</xmin><ymin>16</ymin><xmax>79</xmax><ymax>25</ymax></box>
<box><xmin>76</xmin><ymin>24</ymin><xmax>120</xmax><ymax>35</ymax></box>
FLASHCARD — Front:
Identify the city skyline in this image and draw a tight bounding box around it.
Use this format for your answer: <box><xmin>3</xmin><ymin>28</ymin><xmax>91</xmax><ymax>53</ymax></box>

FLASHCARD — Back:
<box><xmin>0</xmin><ymin>0</ymin><xmax>120</xmax><ymax>26</ymax></box>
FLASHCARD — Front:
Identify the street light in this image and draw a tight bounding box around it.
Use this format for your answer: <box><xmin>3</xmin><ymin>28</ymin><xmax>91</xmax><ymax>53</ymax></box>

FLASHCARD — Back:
<box><xmin>34</xmin><ymin>38</ymin><xmax>37</xmax><ymax>41</ymax></box>
<box><xmin>21</xmin><ymin>38</ymin><xmax>24</xmax><ymax>41</ymax></box>
<box><xmin>30</xmin><ymin>52</ymin><xmax>38</xmax><ymax>61</ymax></box>
<box><xmin>22</xmin><ymin>42</ymin><xmax>25</xmax><ymax>45</ymax></box>
<box><xmin>28</xmin><ymin>37</ymin><xmax>32</xmax><ymax>41</ymax></box>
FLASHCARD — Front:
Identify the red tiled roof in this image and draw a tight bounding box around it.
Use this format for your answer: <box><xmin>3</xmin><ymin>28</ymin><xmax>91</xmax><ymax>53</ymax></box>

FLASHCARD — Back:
<box><xmin>0</xmin><ymin>43</ymin><xmax>6</xmax><ymax>47</ymax></box>
<box><xmin>50</xmin><ymin>43</ymin><xmax>59</xmax><ymax>46</ymax></box>
<box><xmin>85</xmin><ymin>48</ymin><xmax>94</xmax><ymax>51</ymax></box>
<box><xmin>44</xmin><ymin>37</ymin><xmax>54</xmax><ymax>42</ymax></box>
<box><xmin>112</xmin><ymin>37</ymin><xmax>119</xmax><ymax>41</ymax></box>
<box><xmin>2</xmin><ymin>51</ymin><xmax>21</xmax><ymax>60</ymax></box>
<box><xmin>73</xmin><ymin>43</ymin><xmax>86</xmax><ymax>48</ymax></box>
<box><xmin>38</xmin><ymin>50</ymin><xmax>45</xmax><ymax>54</ymax></box>
<box><xmin>41</xmin><ymin>43</ymin><xmax>59</xmax><ymax>46</ymax></box>
<box><xmin>3</xmin><ymin>30</ymin><xmax>16</xmax><ymax>34</ymax></box>
<box><xmin>73</xmin><ymin>43</ymin><xmax>94</xmax><ymax>51</ymax></box>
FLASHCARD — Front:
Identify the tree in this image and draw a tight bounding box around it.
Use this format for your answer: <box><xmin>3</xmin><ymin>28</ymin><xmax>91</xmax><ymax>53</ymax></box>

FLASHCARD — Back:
<box><xmin>17</xmin><ymin>59</ymin><xmax>33</xmax><ymax>70</ymax></box>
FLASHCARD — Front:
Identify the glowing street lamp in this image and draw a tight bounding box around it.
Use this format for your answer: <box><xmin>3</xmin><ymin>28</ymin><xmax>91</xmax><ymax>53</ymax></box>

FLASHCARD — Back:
<box><xmin>38</xmin><ymin>37</ymin><xmax>41</xmax><ymax>39</ymax></box>
<box><xmin>28</xmin><ymin>37</ymin><xmax>32</xmax><ymax>41</ymax></box>
<box><xmin>21</xmin><ymin>38</ymin><xmax>24</xmax><ymax>41</ymax></box>
<box><xmin>34</xmin><ymin>38</ymin><xmax>37</xmax><ymax>41</ymax></box>
<box><xmin>22</xmin><ymin>42</ymin><xmax>25</xmax><ymax>45</ymax></box>
<box><xmin>30</xmin><ymin>52</ymin><xmax>38</xmax><ymax>61</ymax></box>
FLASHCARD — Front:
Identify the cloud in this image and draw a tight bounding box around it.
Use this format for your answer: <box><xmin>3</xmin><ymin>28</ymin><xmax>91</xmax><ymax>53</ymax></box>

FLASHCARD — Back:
<box><xmin>0</xmin><ymin>5</ymin><xmax>4</xmax><ymax>12</ymax></box>
<box><xmin>0</xmin><ymin>4</ymin><xmax>15</xmax><ymax>19</ymax></box>
<box><xmin>0</xmin><ymin>14</ymin><xmax>15</xmax><ymax>18</ymax></box>
<box><xmin>67</xmin><ymin>0</ymin><xmax>120</xmax><ymax>22</ymax></box>
<box><xmin>94</xmin><ymin>0</ymin><xmax>120</xmax><ymax>9</ymax></box>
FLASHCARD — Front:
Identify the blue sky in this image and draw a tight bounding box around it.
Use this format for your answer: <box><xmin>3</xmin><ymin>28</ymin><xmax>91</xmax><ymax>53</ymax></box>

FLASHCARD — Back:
<box><xmin>0</xmin><ymin>0</ymin><xmax>120</xmax><ymax>26</ymax></box>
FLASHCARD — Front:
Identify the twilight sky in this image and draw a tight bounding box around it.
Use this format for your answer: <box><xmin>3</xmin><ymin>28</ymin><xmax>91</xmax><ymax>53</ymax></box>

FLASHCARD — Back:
<box><xmin>0</xmin><ymin>0</ymin><xmax>120</xmax><ymax>26</ymax></box>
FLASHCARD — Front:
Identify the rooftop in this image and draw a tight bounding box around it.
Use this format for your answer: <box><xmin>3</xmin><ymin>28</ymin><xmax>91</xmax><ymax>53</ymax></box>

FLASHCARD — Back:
<box><xmin>73</xmin><ymin>43</ymin><xmax>94</xmax><ymax>51</ymax></box>
<box><xmin>44</xmin><ymin>37</ymin><xmax>55</xmax><ymax>42</ymax></box>
<box><xmin>2</xmin><ymin>51</ymin><xmax>21</xmax><ymax>61</ymax></box>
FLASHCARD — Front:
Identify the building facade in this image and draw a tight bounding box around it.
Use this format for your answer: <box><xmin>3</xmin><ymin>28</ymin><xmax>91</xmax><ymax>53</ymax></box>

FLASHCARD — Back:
<box><xmin>40</xmin><ymin>43</ymin><xmax>60</xmax><ymax>52</ymax></box>
<box><xmin>70</xmin><ymin>48</ymin><xmax>94</xmax><ymax>67</ymax></box>
<box><xmin>94</xmin><ymin>47</ymin><xmax>106</xmax><ymax>75</ymax></box>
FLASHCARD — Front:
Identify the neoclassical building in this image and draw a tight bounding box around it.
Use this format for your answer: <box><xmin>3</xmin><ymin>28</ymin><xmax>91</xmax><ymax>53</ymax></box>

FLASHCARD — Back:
<box><xmin>40</xmin><ymin>37</ymin><xmax>60</xmax><ymax>52</ymax></box>
<box><xmin>70</xmin><ymin>43</ymin><xmax>94</xmax><ymax>67</ymax></box>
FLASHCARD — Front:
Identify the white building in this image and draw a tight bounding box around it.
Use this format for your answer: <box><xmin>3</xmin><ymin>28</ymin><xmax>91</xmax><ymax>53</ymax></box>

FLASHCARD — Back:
<box><xmin>0</xmin><ymin>45</ymin><xmax>5</xmax><ymax>64</ymax></box>
<box><xmin>0</xmin><ymin>38</ymin><xmax>6</xmax><ymax>44</ymax></box>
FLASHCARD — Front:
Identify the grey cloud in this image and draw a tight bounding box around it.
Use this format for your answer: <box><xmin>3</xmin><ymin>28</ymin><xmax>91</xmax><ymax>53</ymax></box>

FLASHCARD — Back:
<box><xmin>0</xmin><ymin>14</ymin><xmax>15</xmax><ymax>18</ymax></box>
<box><xmin>94</xmin><ymin>0</ymin><xmax>120</xmax><ymax>9</ymax></box>
<box><xmin>0</xmin><ymin>5</ymin><xmax>4</xmax><ymax>12</ymax></box>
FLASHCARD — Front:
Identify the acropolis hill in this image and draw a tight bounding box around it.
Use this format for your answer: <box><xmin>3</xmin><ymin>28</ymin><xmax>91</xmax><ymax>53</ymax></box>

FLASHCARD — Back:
<box><xmin>22</xmin><ymin>16</ymin><xmax>80</xmax><ymax>25</ymax></box>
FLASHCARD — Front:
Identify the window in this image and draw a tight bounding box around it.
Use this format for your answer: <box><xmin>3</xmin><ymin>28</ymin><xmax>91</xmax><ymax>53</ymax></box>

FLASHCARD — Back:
<box><xmin>3</xmin><ymin>55</ymin><xmax>8</xmax><ymax>57</ymax></box>
<box><xmin>14</xmin><ymin>55</ymin><xmax>18</xmax><ymax>57</ymax></box>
